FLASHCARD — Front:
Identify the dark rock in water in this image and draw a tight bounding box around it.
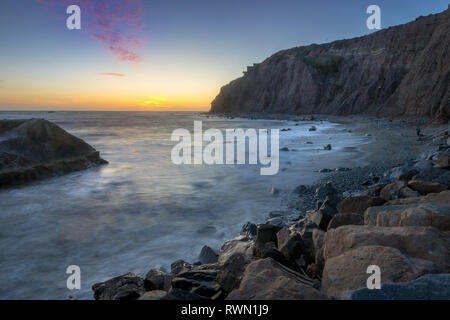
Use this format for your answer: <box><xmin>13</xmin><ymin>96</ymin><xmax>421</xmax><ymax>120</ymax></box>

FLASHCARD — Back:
<box><xmin>253</xmin><ymin>241</ymin><xmax>292</xmax><ymax>268</ymax></box>
<box><xmin>270</xmin><ymin>187</ymin><xmax>280</xmax><ymax>196</ymax></box>
<box><xmin>343</xmin><ymin>273</ymin><xmax>450</xmax><ymax>300</ymax></box>
<box><xmin>145</xmin><ymin>268</ymin><xmax>173</xmax><ymax>291</ymax></box>
<box><xmin>327</xmin><ymin>213</ymin><xmax>364</xmax><ymax>230</ymax></box>
<box><xmin>318</xmin><ymin>168</ymin><xmax>333</xmax><ymax>173</ymax></box>
<box><xmin>293</xmin><ymin>184</ymin><xmax>308</xmax><ymax>195</ymax></box>
<box><xmin>323</xmin><ymin>144</ymin><xmax>332</xmax><ymax>151</ymax></box>
<box><xmin>198</xmin><ymin>246</ymin><xmax>219</xmax><ymax>264</ymax></box>
<box><xmin>256</xmin><ymin>224</ymin><xmax>282</xmax><ymax>245</ymax></box>
<box><xmin>308</xmin><ymin>126</ymin><xmax>317</xmax><ymax>132</ymax></box>
<box><xmin>240</xmin><ymin>221</ymin><xmax>257</xmax><ymax>238</ymax></box>
<box><xmin>171</xmin><ymin>269</ymin><xmax>222</xmax><ymax>299</ymax></box>
<box><xmin>277</xmin><ymin>228</ymin><xmax>305</xmax><ymax>263</ymax></box>
<box><xmin>0</xmin><ymin>119</ymin><xmax>107</xmax><ymax>187</ymax></box>
<box><xmin>171</xmin><ymin>260</ymin><xmax>193</xmax><ymax>275</ymax></box>
<box><xmin>92</xmin><ymin>273</ymin><xmax>145</xmax><ymax>300</ymax></box>
<box><xmin>314</xmin><ymin>182</ymin><xmax>338</xmax><ymax>200</ymax></box>
<box><xmin>279</xmin><ymin>147</ymin><xmax>289</xmax><ymax>151</ymax></box>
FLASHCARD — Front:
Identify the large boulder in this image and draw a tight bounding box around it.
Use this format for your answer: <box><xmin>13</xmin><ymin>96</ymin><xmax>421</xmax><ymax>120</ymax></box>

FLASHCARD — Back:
<box><xmin>380</xmin><ymin>181</ymin><xmax>416</xmax><ymax>201</ymax></box>
<box><xmin>407</xmin><ymin>180</ymin><xmax>447</xmax><ymax>195</ymax></box>
<box><xmin>327</xmin><ymin>213</ymin><xmax>364</xmax><ymax>230</ymax></box>
<box><xmin>216</xmin><ymin>236</ymin><xmax>255</xmax><ymax>293</ymax></box>
<box><xmin>227</xmin><ymin>258</ymin><xmax>326</xmax><ymax>300</ymax></box>
<box><xmin>376</xmin><ymin>203</ymin><xmax>450</xmax><ymax>231</ymax></box>
<box><xmin>144</xmin><ymin>269</ymin><xmax>173</xmax><ymax>291</ymax></box>
<box><xmin>198</xmin><ymin>246</ymin><xmax>219</xmax><ymax>264</ymax></box>
<box><xmin>337</xmin><ymin>196</ymin><xmax>385</xmax><ymax>214</ymax></box>
<box><xmin>322</xmin><ymin>245</ymin><xmax>443</xmax><ymax>299</ymax></box>
<box><xmin>171</xmin><ymin>269</ymin><xmax>223</xmax><ymax>299</ymax></box>
<box><xmin>323</xmin><ymin>225</ymin><xmax>450</xmax><ymax>269</ymax></box>
<box><xmin>0</xmin><ymin>119</ymin><xmax>107</xmax><ymax>187</ymax></box>
<box><xmin>276</xmin><ymin>228</ymin><xmax>305</xmax><ymax>262</ymax></box>
<box><xmin>342</xmin><ymin>273</ymin><xmax>450</xmax><ymax>300</ymax></box>
<box><xmin>92</xmin><ymin>273</ymin><xmax>146</xmax><ymax>300</ymax></box>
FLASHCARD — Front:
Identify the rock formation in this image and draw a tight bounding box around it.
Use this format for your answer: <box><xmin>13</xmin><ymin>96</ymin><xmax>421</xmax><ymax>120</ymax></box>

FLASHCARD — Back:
<box><xmin>210</xmin><ymin>6</ymin><xmax>450</xmax><ymax>122</ymax></box>
<box><xmin>0</xmin><ymin>119</ymin><xmax>107</xmax><ymax>187</ymax></box>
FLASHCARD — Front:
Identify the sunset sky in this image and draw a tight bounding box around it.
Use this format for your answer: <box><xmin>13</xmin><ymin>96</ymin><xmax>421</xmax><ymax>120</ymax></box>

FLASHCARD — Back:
<box><xmin>0</xmin><ymin>0</ymin><xmax>448</xmax><ymax>111</ymax></box>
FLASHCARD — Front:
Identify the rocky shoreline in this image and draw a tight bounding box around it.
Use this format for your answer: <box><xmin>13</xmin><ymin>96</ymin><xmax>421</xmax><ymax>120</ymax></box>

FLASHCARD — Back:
<box><xmin>91</xmin><ymin>116</ymin><xmax>450</xmax><ymax>300</ymax></box>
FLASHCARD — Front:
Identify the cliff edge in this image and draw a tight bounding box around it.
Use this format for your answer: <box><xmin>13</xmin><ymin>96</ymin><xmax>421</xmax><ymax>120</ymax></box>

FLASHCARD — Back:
<box><xmin>210</xmin><ymin>6</ymin><xmax>450</xmax><ymax>121</ymax></box>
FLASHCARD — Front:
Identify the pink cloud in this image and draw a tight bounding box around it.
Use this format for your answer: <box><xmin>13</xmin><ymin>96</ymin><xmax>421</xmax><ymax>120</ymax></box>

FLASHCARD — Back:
<box><xmin>38</xmin><ymin>0</ymin><xmax>145</xmax><ymax>62</ymax></box>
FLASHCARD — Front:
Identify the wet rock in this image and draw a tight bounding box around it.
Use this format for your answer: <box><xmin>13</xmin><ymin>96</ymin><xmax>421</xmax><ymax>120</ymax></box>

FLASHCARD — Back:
<box><xmin>240</xmin><ymin>221</ymin><xmax>257</xmax><ymax>238</ymax></box>
<box><xmin>92</xmin><ymin>273</ymin><xmax>145</xmax><ymax>300</ymax></box>
<box><xmin>327</xmin><ymin>213</ymin><xmax>364</xmax><ymax>230</ymax></box>
<box><xmin>323</xmin><ymin>144</ymin><xmax>332</xmax><ymax>151</ymax></box>
<box><xmin>314</xmin><ymin>182</ymin><xmax>338</xmax><ymax>200</ymax></box>
<box><xmin>277</xmin><ymin>228</ymin><xmax>305</xmax><ymax>262</ymax></box>
<box><xmin>198</xmin><ymin>246</ymin><xmax>219</xmax><ymax>264</ymax></box>
<box><xmin>279</xmin><ymin>147</ymin><xmax>290</xmax><ymax>151</ymax></box>
<box><xmin>217</xmin><ymin>253</ymin><xmax>255</xmax><ymax>294</ymax></box>
<box><xmin>171</xmin><ymin>260</ymin><xmax>193</xmax><ymax>275</ymax></box>
<box><xmin>0</xmin><ymin>119</ymin><xmax>108</xmax><ymax>187</ymax></box>
<box><xmin>144</xmin><ymin>269</ymin><xmax>173</xmax><ymax>291</ymax></box>
<box><xmin>308</xmin><ymin>126</ymin><xmax>317</xmax><ymax>132</ymax></box>
<box><xmin>171</xmin><ymin>269</ymin><xmax>222</xmax><ymax>299</ymax></box>
<box><xmin>256</xmin><ymin>224</ymin><xmax>282</xmax><ymax>246</ymax></box>
<box><xmin>218</xmin><ymin>235</ymin><xmax>254</xmax><ymax>265</ymax></box>
<box><xmin>227</xmin><ymin>258</ymin><xmax>326</xmax><ymax>300</ymax></box>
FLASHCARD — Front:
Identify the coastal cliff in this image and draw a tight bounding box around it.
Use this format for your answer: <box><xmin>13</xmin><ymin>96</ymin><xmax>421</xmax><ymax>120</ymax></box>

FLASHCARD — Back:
<box><xmin>210</xmin><ymin>6</ymin><xmax>450</xmax><ymax>121</ymax></box>
<box><xmin>0</xmin><ymin>119</ymin><xmax>107</xmax><ymax>187</ymax></box>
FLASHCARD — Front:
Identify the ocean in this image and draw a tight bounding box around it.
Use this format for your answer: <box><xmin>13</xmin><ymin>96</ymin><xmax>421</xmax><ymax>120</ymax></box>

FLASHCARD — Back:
<box><xmin>0</xmin><ymin>111</ymin><xmax>369</xmax><ymax>299</ymax></box>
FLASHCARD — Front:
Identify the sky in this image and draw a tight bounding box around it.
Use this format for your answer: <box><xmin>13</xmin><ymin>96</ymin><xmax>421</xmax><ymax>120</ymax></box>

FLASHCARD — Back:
<box><xmin>0</xmin><ymin>0</ymin><xmax>448</xmax><ymax>111</ymax></box>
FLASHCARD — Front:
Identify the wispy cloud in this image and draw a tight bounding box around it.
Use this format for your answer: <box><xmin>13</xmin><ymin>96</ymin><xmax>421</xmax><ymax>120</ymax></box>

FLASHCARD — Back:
<box><xmin>96</xmin><ymin>73</ymin><xmax>126</xmax><ymax>77</ymax></box>
<box><xmin>38</xmin><ymin>0</ymin><xmax>145</xmax><ymax>62</ymax></box>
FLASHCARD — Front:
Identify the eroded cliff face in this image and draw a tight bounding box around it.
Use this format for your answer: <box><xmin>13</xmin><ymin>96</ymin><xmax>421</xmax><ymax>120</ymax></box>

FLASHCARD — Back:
<box><xmin>210</xmin><ymin>6</ymin><xmax>450</xmax><ymax>121</ymax></box>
